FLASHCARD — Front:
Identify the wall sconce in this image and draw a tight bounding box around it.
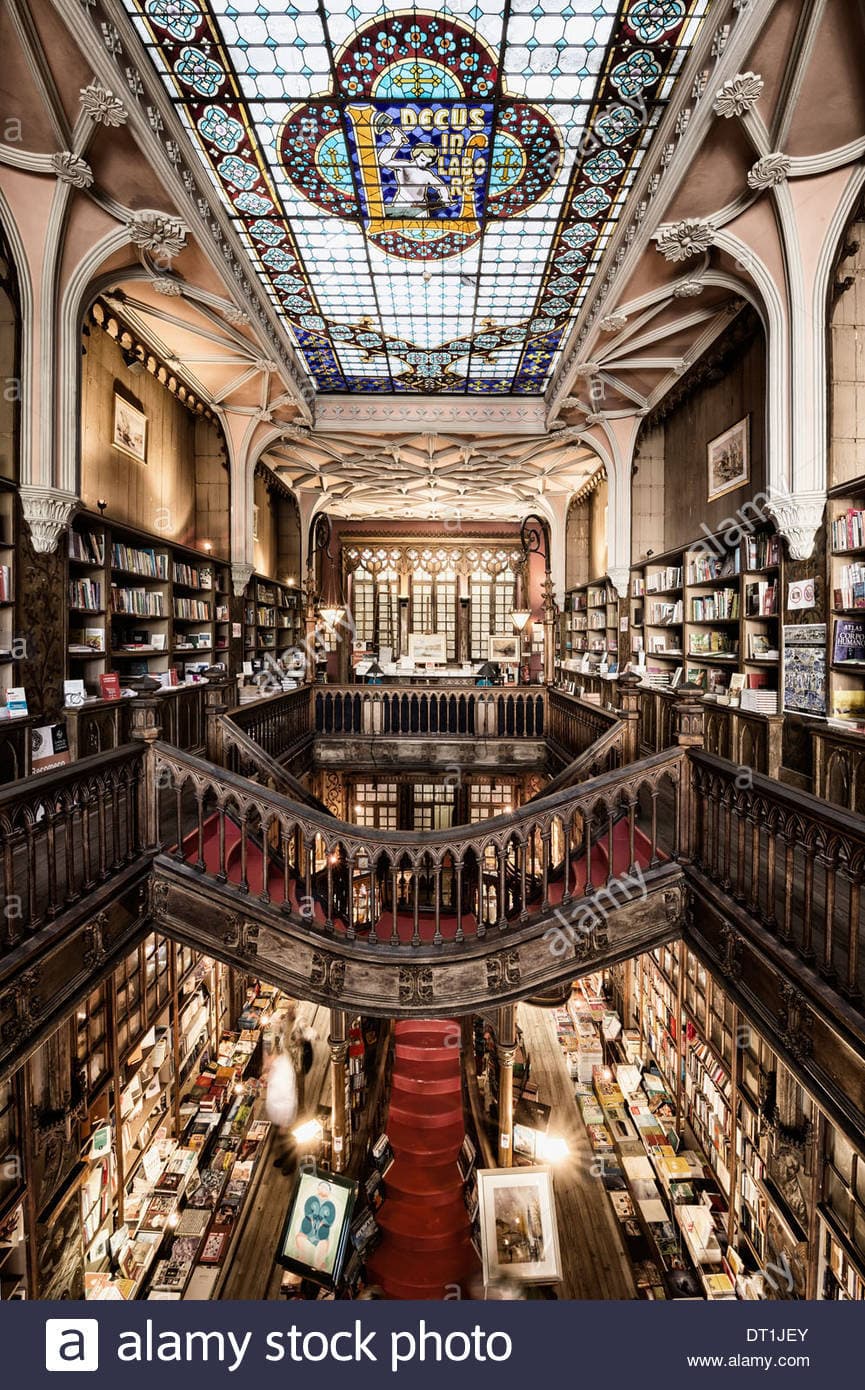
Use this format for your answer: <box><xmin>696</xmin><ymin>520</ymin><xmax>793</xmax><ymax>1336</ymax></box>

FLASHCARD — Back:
<box><xmin>96</xmin><ymin>499</ymin><xmax>107</xmax><ymax>517</ymax></box>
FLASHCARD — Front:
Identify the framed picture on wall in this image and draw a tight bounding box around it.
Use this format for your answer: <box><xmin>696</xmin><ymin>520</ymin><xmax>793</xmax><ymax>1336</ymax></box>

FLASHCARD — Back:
<box><xmin>707</xmin><ymin>416</ymin><xmax>749</xmax><ymax>502</ymax></box>
<box><xmin>489</xmin><ymin>635</ymin><xmax>520</xmax><ymax>665</ymax></box>
<box><xmin>476</xmin><ymin>1165</ymin><xmax>561</xmax><ymax>1286</ymax></box>
<box><xmin>409</xmin><ymin>632</ymin><xmax>447</xmax><ymax>664</ymax></box>
<box><xmin>112</xmin><ymin>393</ymin><xmax>147</xmax><ymax>463</ymax></box>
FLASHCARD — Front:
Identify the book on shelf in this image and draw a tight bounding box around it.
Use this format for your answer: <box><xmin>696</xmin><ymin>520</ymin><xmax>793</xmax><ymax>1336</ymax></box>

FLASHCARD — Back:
<box><xmin>646</xmin><ymin>566</ymin><xmax>683</xmax><ymax>593</ymax></box>
<box><xmin>687</xmin><ymin>549</ymin><xmax>740</xmax><ymax>584</ymax></box>
<box><xmin>3</xmin><ymin>687</ymin><xmax>27</xmax><ymax>718</ymax></box>
<box><xmin>689</xmin><ymin>590</ymin><xmax>740</xmax><ymax>621</ymax></box>
<box><xmin>111</xmin><ymin>543</ymin><xmax>169</xmax><ymax>579</ymax></box>
<box><xmin>747</xmin><ymin>633</ymin><xmax>779</xmax><ymax>660</ymax></box>
<box><xmin>833</xmin><ymin>561</ymin><xmax>865</xmax><ymax>610</ymax></box>
<box><xmin>832</xmin><ymin>617</ymin><xmax>865</xmax><ymax>664</ymax></box>
<box><xmin>69</xmin><ymin>530</ymin><xmax>105</xmax><ymax>565</ymax></box>
<box><xmin>688</xmin><ymin>632</ymin><xmax>738</xmax><ymax>656</ymax></box>
<box><xmin>831</xmin><ymin>507</ymin><xmax>865</xmax><ymax>552</ymax></box>
<box><xmin>648</xmin><ymin>600</ymin><xmax>683</xmax><ymax>626</ymax></box>
<box><xmin>744</xmin><ymin>580</ymin><xmax>777</xmax><ymax>616</ymax></box>
<box><xmin>743</xmin><ymin>533</ymin><xmax>780</xmax><ymax>570</ymax></box>
<box><xmin>111</xmin><ymin>587</ymin><xmax>165</xmax><ymax>617</ymax></box>
<box><xmin>174</xmin><ymin>597</ymin><xmax>211</xmax><ymax>621</ymax></box>
<box><xmin>740</xmin><ymin>689</ymin><xmax>779</xmax><ymax>714</ymax></box>
<box><xmin>69</xmin><ymin>578</ymin><xmax>102</xmax><ymax>610</ymax></box>
<box><xmin>69</xmin><ymin>627</ymin><xmax>105</xmax><ymax>654</ymax></box>
<box><xmin>831</xmin><ymin>689</ymin><xmax>865</xmax><ymax>723</ymax></box>
<box><xmin>63</xmin><ymin>678</ymin><xmax>86</xmax><ymax>707</ymax></box>
<box><xmin>99</xmin><ymin>673</ymin><xmax>121</xmax><ymax>701</ymax></box>
<box><xmin>32</xmin><ymin>723</ymin><xmax>71</xmax><ymax>773</ymax></box>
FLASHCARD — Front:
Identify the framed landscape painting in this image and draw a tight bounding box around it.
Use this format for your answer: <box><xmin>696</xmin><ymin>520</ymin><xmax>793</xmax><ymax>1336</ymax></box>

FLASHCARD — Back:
<box><xmin>707</xmin><ymin>416</ymin><xmax>749</xmax><ymax>502</ymax></box>
<box><xmin>112</xmin><ymin>393</ymin><xmax>147</xmax><ymax>463</ymax></box>
<box><xmin>489</xmin><ymin>635</ymin><xmax>520</xmax><ymax>665</ymax></box>
<box><xmin>476</xmin><ymin>1165</ymin><xmax>561</xmax><ymax>1286</ymax></box>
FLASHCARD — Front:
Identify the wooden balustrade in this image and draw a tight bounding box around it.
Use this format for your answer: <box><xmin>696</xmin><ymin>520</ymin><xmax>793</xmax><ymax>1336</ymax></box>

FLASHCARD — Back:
<box><xmin>691</xmin><ymin>749</ymin><xmax>865</xmax><ymax>1002</ymax></box>
<box><xmin>226</xmin><ymin>686</ymin><xmax>312</xmax><ymax>760</ymax></box>
<box><xmin>812</xmin><ymin>723</ymin><xmax>865</xmax><ymax>814</ymax></box>
<box><xmin>63</xmin><ymin>684</ymin><xmax>208</xmax><ymax>765</ymax></box>
<box><xmin>547</xmin><ymin>687</ymin><xmax>623</xmax><ymax>762</ymax></box>
<box><xmin>314</xmin><ymin>685</ymin><xmax>545</xmax><ymax>739</ymax></box>
<box><xmin>153</xmin><ymin>740</ymin><xmax>684</xmax><ymax>948</ymax></box>
<box><xmin>637</xmin><ymin>686</ymin><xmax>782</xmax><ymax>778</ymax></box>
<box><xmin>0</xmin><ymin>744</ymin><xmax>146</xmax><ymax>949</ymax></box>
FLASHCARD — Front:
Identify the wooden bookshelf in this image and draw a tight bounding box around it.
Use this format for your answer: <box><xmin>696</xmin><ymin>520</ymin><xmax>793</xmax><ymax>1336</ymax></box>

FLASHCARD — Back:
<box><xmin>560</xmin><ymin>580</ymin><xmax>618</xmax><ymax>668</ymax></box>
<box><xmin>244</xmin><ymin>575</ymin><xmax>302</xmax><ymax>669</ymax></box>
<box><xmin>827</xmin><ymin>491</ymin><xmax>865</xmax><ymax>725</ymax></box>
<box><xmin>67</xmin><ymin>514</ymin><xmax>232</xmax><ymax>693</ymax></box>
<box><xmin>628</xmin><ymin>525</ymin><xmax>783</xmax><ymax>709</ymax></box>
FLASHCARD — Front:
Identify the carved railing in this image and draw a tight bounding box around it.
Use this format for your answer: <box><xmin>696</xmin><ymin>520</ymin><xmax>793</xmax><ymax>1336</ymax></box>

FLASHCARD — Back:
<box><xmin>547</xmin><ymin>687</ymin><xmax>623</xmax><ymax>762</ymax></box>
<box><xmin>812</xmin><ymin>723</ymin><xmax>865</xmax><ymax>815</ymax></box>
<box><xmin>64</xmin><ymin>684</ymin><xmax>207</xmax><ymax>763</ymax></box>
<box><xmin>226</xmin><ymin>686</ymin><xmax>312</xmax><ymax>761</ymax></box>
<box><xmin>0</xmin><ymin>744</ymin><xmax>146</xmax><ymax>949</ymax></box>
<box><xmin>314</xmin><ymin>685</ymin><xmax>545</xmax><ymax>739</ymax></box>
<box><xmin>152</xmin><ymin>740</ymin><xmax>685</xmax><ymax>948</ymax></box>
<box><xmin>218</xmin><ymin>713</ymin><xmax>331</xmax><ymax>816</ymax></box>
<box><xmin>691</xmin><ymin>750</ymin><xmax>865</xmax><ymax>1001</ymax></box>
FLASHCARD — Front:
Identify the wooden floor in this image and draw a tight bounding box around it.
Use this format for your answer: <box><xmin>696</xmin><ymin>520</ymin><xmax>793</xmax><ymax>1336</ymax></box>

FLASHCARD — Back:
<box><xmin>515</xmin><ymin>1003</ymin><xmax>637</xmax><ymax>1301</ymax></box>
<box><xmin>219</xmin><ymin>1000</ymin><xmax>332</xmax><ymax>1301</ymax></box>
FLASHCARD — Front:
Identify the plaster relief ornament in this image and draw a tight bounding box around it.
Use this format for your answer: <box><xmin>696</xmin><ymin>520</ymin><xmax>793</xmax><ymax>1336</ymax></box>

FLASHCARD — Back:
<box><xmin>80</xmin><ymin>80</ymin><xmax>128</xmax><ymax>126</ymax></box>
<box><xmin>712</xmin><ymin>71</ymin><xmax>764</xmax><ymax>119</ymax></box>
<box><xmin>747</xmin><ymin>153</ymin><xmax>792</xmax><ymax>190</ymax></box>
<box><xmin>599</xmin><ymin>312</ymin><xmax>628</xmax><ymax>333</ymax></box>
<box><xmin>126</xmin><ymin>210</ymin><xmax>188</xmax><ymax>259</ymax></box>
<box><xmin>673</xmin><ymin>279</ymin><xmax>704</xmax><ymax>298</ymax></box>
<box><xmin>151</xmin><ymin>277</ymin><xmax>184</xmax><ymax>296</ymax></box>
<box><xmin>51</xmin><ymin>153</ymin><xmax>94</xmax><ymax>189</ymax></box>
<box><xmin>654</xmin><ymin>219</ymin><xmax>714</xmax><ymax>262</ymax></box>
<box><xmin>573</xmin><ymin>361</ymin><xmax>602</xmax><ymax>379</ymax></box>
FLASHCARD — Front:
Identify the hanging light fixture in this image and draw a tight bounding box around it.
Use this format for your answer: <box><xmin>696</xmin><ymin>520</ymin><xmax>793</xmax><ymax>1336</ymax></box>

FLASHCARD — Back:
<box><xmin>309</xmin><ymin>513</ymin><xmax>345</xmax><ymax>628</ymax></box>
<box><xmin>510</xmin><ymin>545</ymin><xmax>532</xmax><ymax>632</ymax></box>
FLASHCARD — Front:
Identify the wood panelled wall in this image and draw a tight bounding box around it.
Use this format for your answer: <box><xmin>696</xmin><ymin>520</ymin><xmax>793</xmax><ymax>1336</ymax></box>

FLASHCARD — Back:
<box><xmin>80</xmin><ymin>324</ymin><xmax>229</xmax><ymax>554</ymax></box>
<box><xmin>253</xmin><ymin>471</ymin><xmax>301</xmax><ymax>582</ymax></box>
<box><xmin>829</xmin><ymin>215</ymin><xmax>865</xmax><ymax>490</ymax></box>
<box><xmin>566</xmin><ymin>473</ymin><xmax>607</xmax><ymax>586</ymax></box>
<box><xmin>633</xmin><ymin>312</ymin><xmax>766</xmax><ymax>557</ymax></box>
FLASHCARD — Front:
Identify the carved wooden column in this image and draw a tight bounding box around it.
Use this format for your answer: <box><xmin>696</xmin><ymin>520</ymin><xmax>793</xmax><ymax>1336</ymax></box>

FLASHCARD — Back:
<box><xmin>497</xmin><ymin>1003</ymin><xmax>517</xmax><ymax>1168</ymax></box>
<box><xmin>616</xmin><ymin>669</ymin><xmax>643</xmax><ymax>764</ymax></box>
<box><xmin>672</xmin><ymin>685</ymin><xmax>705</xmax><ymax>864</ymax></box>
<box><xmin>329</xmin><ymin>1008</ymin><xmax>349</xmax><ymax>1174</ymax></box>
<box><xmin>203</xmin><ymin>669</ymin><xmax>235</xmax><ymax>766</ymax></box>
<box><xmin>128</xmin><ymin>689</ymin><xmax>163</xmax><ymax>850</ymax></box>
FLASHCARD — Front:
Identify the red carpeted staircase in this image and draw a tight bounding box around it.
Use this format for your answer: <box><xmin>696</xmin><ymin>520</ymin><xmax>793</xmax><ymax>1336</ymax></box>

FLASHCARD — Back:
<box><xmin>367</xmin><ymin>1020</ymin><xmax>479</xmax><ymax>1300</ymax></box>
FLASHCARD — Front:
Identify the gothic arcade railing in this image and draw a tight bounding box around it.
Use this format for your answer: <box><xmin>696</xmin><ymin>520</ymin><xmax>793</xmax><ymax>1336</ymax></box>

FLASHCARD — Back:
<box><xmin>63</xmin><ymin>684</ymin><xmax>207</xmax><ymax>763</ymax></box>
<box><xmin>153</xmin><ymin>740</ymin><xmax>684</xmax><ymax>948</ymax></box>
<box><xmin>313</xmin><ymin>685</ymin><xmax>546</xmax><ymax>740</ymax></box>
<box><xmin>546</xmin><ymin>687</ymin><xmax>624</xmax><ymax>762</ymax></box>
<box><xmin>691</xmin><ymin>750</ymin><xmax>865</xmax><ymax>1001</ymax></box>
<box><xmin>0</xmin><ymin>744</ymin><xmax>146</xmax><ymax>950</ymax></box>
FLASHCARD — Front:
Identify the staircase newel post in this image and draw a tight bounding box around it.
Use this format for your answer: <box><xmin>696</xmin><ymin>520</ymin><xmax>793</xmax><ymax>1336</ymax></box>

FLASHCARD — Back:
<box><xmin>203</xmin><ymin>668</ymin><xmax>235</xmax><ymax>767</ymax></box>
<box><xmin>328</xmin><ymin>1009</ymin><xmax>349</xmax><ymax>1174</ymax></box>
<box><xmin>615</xmin><ymin>669</ymin><xmax>643</xmax><ymax>764</ymax></box>
<box><xmin>128</xmin><ymin>688</ymin><xmax>163</xmax><ymax>852</ymax></box>
<box><xmin>672</xmin><ymin>684</ymin><xmax>705</xmax><ymax>864</ymax></box>
<box><xmin>496</xmin><ymin>1004</ymin><xmax>517</xmax><ymax>1168</ymax></box>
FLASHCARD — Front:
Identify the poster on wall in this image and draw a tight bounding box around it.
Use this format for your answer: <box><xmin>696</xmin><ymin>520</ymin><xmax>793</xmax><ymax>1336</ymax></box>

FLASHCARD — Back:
<box><xmin>783</xmin><ymin>623</ymin><xmax>827</xmax><ymax>716</ymax></box>
<box><xmin>112</xmin><ymin>394</ymin><xmax>147</xmax><ymax>463</ymax></box>
<box><xmin>707</xmin><ymin>416</ymin><xmax>749</xmax><ymax>502</ymax></box>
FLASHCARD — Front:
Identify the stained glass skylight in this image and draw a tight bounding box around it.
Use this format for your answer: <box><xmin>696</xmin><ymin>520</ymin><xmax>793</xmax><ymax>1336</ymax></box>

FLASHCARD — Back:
<box><xmin>125</xmin><ymin>0</ymin><xmax>709</xmax><ymax>394</ymax></box>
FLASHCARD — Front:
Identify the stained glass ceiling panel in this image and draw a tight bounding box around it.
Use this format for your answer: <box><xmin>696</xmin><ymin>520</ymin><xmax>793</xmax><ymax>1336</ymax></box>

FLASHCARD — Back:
<box><xmin>125</xmin><ymin>0</ymin><xmax>710</xmax><ymax>394</ymax></box>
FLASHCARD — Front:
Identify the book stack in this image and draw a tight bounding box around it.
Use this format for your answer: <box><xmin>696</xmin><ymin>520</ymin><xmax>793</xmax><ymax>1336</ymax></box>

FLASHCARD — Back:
<box><xmin>834</xmin><ymin>563</ymin><xmax>865</xmax><ymax>611</ymax></box>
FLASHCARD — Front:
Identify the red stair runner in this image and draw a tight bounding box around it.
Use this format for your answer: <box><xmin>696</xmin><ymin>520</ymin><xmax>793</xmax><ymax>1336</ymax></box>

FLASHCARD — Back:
<box><xmin>367</xmin><ymin>1020</ymin><xmax>478</xmax><ymax>1300</ymax></box>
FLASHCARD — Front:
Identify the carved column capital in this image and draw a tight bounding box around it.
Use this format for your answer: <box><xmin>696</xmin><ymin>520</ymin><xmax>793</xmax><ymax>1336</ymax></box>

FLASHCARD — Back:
<box><xmin>766</xmin><ymin>490</ymin><xmax>825</xmax><ymax>561</ymax></box>
<box><xmin>19</xmin><ymin>487</ymin><xmax>79</xmax><ymax>554</ymax></box>
<box><xmin>231</xmin><ymin>561</ymin><xmax>254</xmax><ymax>597</ymax></box>
<box><xmin>607</xmin><ymin>565</ymin><xmax>630</xmax><ymax>599</ymax></box>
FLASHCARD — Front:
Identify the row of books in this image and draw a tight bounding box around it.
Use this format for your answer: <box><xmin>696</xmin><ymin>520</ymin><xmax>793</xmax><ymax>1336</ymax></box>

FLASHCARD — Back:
<box><xmin>112</xmin><ymin>586</ymin><xmax>166</xmax><ymax>616</ymax></box>
<box><xmin>172</xmin><ymin>562</ymin><xmax>212</xmax><ymax>589</ymax></box>
<box><xmin>687</xmin><ymin>550</ymin><xmax>741</xmax><ymax>584</ymax></box>
<box><xmin>69</xmin><ymin>529</ymin><xmax>105</xmax><ymax>565</ymax></box>
<box><xmin>647</xmin><ymin>566</ymin><xmax>683</xmax><ymax>593</ymax></box>
<box><xmin>689</xmin><ymin>590</ymin><xmax>739</xmax><ymax>622</ymax></box>
<box><xmin>174</xmin><ymin>598</ymin><xmax>211</xmax><ymax>620</ymax></box>
<box><xmin>743</xmin><ymin>533</ymin><xmax>780</xmax><ymax>570</ymax></box>
<box><xmin>69</xmin><ymin>578</ymin><xmax>102</xmax><ymax>611</ymax></box>
<box><xmin>689</xmin><ymin>632</ymin><xmax>738</xmax><ymax>656</ymax></box>
<box><xmin>833</xmin><ymin>562</ymin><xmax>865</xmax><ymax>611</ymax></box>
<box><xmin>831</xmin><ymin>507</ymin><xmax>865</xmax><ymax>552</ymax></box>
<box><xmin>648</xmin><ymin>600</ymin><xmax>683</xmax><ymax>626</ymax></box>
<box><xmin>111</xmin><ymin>543</ymin><xmax>170</xmax><ymax>578</ymax></box>
<box><xmin>744</xmin><ymin>580</ymin><xmax>777</xmax><ymax>617</ymax></box>
<box><xmin>0</xmin><ymin>565</ymin><xmax>10</xmax><ymax>603</ymax></box>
